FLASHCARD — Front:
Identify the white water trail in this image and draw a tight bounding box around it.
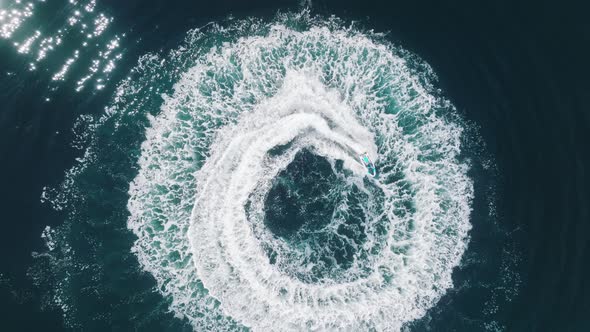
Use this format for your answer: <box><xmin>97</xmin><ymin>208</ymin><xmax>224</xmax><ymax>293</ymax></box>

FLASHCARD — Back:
<box><xmin>126</xmin><ymin>17</ymin><xmax>473</xmax><ymax>331</ymax></box>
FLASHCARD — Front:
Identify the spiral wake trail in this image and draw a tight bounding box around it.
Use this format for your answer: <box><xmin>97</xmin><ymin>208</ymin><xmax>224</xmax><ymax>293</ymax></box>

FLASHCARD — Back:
<box><xmin>123</xmin><ymin>15</ymin><xmax>474</xmax><ymax>331</ymax></box>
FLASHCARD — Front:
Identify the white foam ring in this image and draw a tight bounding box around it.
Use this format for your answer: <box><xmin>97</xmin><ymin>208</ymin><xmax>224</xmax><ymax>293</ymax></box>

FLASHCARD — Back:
<box><xmin>128</xmin><ymin>17</ymin><xmax>473</xmax><ymax>331</ymax></box>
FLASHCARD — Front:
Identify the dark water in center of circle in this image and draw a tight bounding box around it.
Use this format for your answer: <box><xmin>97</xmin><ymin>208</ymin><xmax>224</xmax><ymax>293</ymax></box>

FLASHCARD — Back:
<box><xmin>1</xmin><ymin>0</ymin><xmax>589</xmax><ymax>331</ymax></box>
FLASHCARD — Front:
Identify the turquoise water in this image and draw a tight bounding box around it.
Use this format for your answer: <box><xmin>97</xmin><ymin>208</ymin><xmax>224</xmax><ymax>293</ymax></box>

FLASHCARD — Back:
<box><xmin>0</xmin><ymin>1</ymin><xmax>535</xmax><ymax>331</ymax></box>
<box><xmin>37</xmin><ymin>12</ymin><xmax>497</xmax><ymax>331</ymax></box>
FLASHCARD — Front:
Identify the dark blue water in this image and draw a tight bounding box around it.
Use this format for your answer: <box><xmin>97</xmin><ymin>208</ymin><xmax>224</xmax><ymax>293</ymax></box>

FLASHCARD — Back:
<box><xmin>1</xmin><ymin>0</ymin><xmax>589</xmax><ymax>331</ymax></box>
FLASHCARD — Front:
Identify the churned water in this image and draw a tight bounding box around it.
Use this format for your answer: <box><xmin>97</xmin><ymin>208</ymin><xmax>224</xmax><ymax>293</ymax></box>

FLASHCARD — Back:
<box><xmin>1</xmin><ymin>1</ymin><xmax>588</xmax><ymax>331</ymax></box>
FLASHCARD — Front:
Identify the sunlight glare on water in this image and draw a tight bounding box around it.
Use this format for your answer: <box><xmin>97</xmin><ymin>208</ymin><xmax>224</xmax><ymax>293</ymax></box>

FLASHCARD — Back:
<box><xmin>0</xmin><ymin>0</ymin><xmax>122</xmax><ymax>92</ymax></box>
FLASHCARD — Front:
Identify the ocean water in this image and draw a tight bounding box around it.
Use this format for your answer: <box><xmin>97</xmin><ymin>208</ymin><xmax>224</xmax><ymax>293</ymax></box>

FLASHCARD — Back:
<box><xmin>1</xmin><ymin>1</ymin><xmax>589</xmax><ymax>331</ymax></box>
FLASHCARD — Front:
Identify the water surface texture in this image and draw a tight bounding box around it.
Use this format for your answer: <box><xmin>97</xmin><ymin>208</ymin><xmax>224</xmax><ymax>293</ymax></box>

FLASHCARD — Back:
<box><xmin>1</xmin><ymin>1</ymin><xmax>589</xmax><ymax>331</ymax></box>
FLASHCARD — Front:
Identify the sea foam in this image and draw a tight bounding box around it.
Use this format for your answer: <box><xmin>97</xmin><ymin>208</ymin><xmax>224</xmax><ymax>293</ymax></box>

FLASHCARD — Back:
<box><xmin>126</xmin><ymin>16</ymin><xmax>473</xmax><ymax>331</ymax></box>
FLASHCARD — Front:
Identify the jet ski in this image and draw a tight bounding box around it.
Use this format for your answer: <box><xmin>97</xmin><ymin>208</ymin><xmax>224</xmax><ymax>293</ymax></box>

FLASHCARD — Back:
<box><xmin>359</xmin><ymin>152</ymin><xmax>377</xmax><ymax>177</ymax></box>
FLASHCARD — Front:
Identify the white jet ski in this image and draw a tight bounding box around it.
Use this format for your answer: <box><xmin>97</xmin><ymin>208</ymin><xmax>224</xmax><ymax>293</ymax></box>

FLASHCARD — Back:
<box><xmin>359</xmin><ymin>152</ymin><xmax>377</xmax><ymax>177</ymax></box>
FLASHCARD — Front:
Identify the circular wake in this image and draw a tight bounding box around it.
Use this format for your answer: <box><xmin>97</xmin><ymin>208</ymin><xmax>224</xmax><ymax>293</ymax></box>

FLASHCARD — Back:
<box><xmin>126</xmin><ymin>14</ymin><xmax>473</xmax><ymax>331</ymax></box>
